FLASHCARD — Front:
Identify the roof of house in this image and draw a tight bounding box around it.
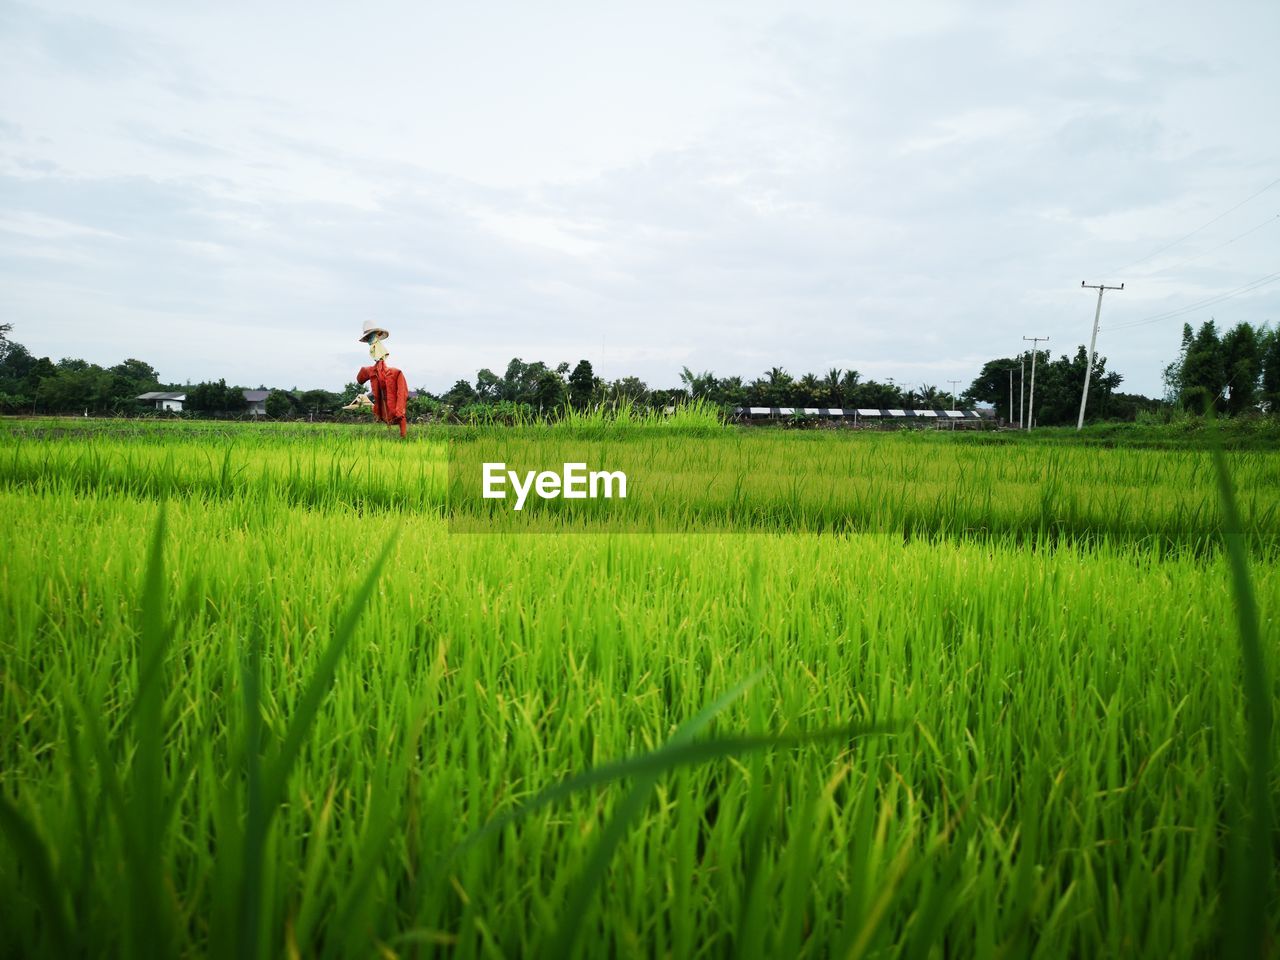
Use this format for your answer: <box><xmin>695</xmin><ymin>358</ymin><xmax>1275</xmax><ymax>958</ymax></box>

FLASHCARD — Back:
<box><xmin>736</xmin><ymin>407</ymin><xmax>988</xmax><ymax>420</ymax></box>
<box><xmin>242</xmin><ymin>390</ymin><xmax>270</xmax><ymax>402</ymax></box>
<box><xmin>137</xmin><ymin>392</ymin><xmax>187</xmax><ymax>401</ymax></box>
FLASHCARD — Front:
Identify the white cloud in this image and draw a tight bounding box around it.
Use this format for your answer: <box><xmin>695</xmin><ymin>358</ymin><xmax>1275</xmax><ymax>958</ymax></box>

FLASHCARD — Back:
<box><xmin>2</xmin><ymin>0</ymin><xmax>1278</xmax><ymax>396</ymax></box>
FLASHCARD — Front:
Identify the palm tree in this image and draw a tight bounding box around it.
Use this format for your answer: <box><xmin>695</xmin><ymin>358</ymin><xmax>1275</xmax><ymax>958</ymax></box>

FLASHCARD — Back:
<box><xmin>718</xmin><ymin>375</ymin><xmax>746</xmax><ymax>406</ymax></box>
<box><xmin>823</xmin><ymin>368</ymin><xmax>844</xmax><ymax>406</ymax></box>
<box><xmin>678</xmin><ymin>366</ymin><xmax>717</xmax><ymax>400</ymax></box>
<box><xmin>840</xmin><ymin>369</ymin><xmax>861</xmax><ymax>399</ymax></box>
<box><xmin>797</xmin><ymin>373</ymin><xmax>822</xmax><ymax>406</ymax></box>
<box><xmin>764</xmin><ymin>367</ymin><xmax>794</xmax><ymax>405</ymax></box>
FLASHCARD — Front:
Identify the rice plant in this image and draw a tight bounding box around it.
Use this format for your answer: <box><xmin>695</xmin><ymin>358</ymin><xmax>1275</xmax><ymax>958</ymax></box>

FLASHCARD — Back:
<box><xmin>0</xmin><ymin>418</ymin><xmax>1276</xmax><ymax>957</ymax></box>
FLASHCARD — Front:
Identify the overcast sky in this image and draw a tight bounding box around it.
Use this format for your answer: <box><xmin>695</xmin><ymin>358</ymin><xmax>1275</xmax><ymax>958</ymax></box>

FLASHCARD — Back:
<box><xmin>2</xmin><ymin>0</ymin><xmax>1278</xmax><ymax>396</ymax></box>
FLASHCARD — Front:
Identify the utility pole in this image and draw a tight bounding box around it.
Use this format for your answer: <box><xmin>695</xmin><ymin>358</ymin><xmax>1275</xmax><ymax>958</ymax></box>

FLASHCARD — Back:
<box><xmin>1018</xmin><ymin>355</ymin><xmax>1025</xmax><ymax>428</ymax></box>
<box><xmin>1076</xmin><ymin>281</ymin><xmax>1124</xmax><ymax>429</ymax></box>
<box><xmin>1007</xmin><ymin>368</ymin><xmax>1015</xmax><ymax>428</ymax></box>
<box><xmin>1023</xmin><ymin>336</ymin><xmax>1049</xmax><ymax>429</ymax></box>
<box><xmin>947</xmin><ymin>379</ymin><xmax>961</xmax><ymax>411</ymax></box>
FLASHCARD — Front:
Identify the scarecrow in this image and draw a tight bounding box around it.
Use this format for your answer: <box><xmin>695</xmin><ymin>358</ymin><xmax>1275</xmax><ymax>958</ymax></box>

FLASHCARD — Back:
<box><xmin>348</xmin><ymin>321</ymin><xmax>409</xmax><ymax>438</ymax></box>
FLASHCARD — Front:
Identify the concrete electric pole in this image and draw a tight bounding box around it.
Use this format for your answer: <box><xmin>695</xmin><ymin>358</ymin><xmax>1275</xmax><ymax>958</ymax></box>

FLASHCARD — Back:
<box><xmin>1019</xmin><ymin>356</ymin><xmax>1025</xmax><ymax>428</ymax></box>
<box><xmin>1076</xmin><ymin>281</ymin><xmax>1124</xmax><ymax>430</ymax></box>
<box><xmin>1023</xmin><ymin>336</ymin><xmax>1049</xmax><ymax>429</ymax></box>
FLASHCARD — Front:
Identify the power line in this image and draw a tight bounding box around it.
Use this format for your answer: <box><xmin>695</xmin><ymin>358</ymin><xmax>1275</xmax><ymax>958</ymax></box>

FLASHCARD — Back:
<box><xmin>1106</xmin><ymin>269</ymin><xmax>1280</xmax><ymax>331</ymax></box>
<box><xmin>1110</xmin><ymin>270</ymin><xmax>1280</xmax><ymax>329</ymax></box>
<box><xmin>1127</xmin><ymin>212</ymin><xmax>1280</xmax><ymax>278</ymax></box>
<box><xmin>1103</xmin><ymin>175</ymin><xmax>1280</xmax><ymax>275</ymax></box>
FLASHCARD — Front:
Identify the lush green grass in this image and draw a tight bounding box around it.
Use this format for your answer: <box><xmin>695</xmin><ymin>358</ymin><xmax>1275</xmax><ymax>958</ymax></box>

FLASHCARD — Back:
<box><xmin>3</xmin><ymin>418</ymin><xmax>1277</xmax><ymax>550</ymax></box>
<box><xmin>0</xmin><ymin>418</ymin><xmax>1276</xmax><ymax>957</ymax></box>
<box><xmin>957</xmin><ymin>415</ymin><xmax>1280</xmax><ymax>451</ymax></box>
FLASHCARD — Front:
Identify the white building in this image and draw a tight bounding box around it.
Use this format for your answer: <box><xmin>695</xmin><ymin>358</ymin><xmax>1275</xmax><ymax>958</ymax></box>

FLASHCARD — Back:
<box><xmin>136</xmin><ymin>389</ymin><xmax>271</xmax><ymax>414</ymax></box>
<box><xmin>243</xmin><ymin>390</ymin><xmax>269</xmax><ymax>416</ymax></box>
<box><xmin>137</xmin><ymin>391</ymin><xmax>187</xmax><ymax>412</ymax></box>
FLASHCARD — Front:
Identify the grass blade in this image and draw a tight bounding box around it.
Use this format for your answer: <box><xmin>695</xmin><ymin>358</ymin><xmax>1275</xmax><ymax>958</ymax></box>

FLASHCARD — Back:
<box><xmin>543</xmin><ymin>670</ymin><xmax>769</xmax><ymax>959</ymax></box>
<box><xmin>235</xmin><ymin>527</ymin><xmax>400</xmax><ymax>959</ymax></box>
<box><xmin>0</xmin><ymin>794</ymin><xmax>73</xmax><ymax>958</ymax></box>
<box><xmin>129</xmin><ymin>504</ymin><xmax>172</xmax><ymax>957</ymax></box>
<box><xmin>450</xmin><ymin>720</ymin><xmax>898</xmax><ymax>869</ymax></box>
<box><xmin>1208</xmin><ymin>423</ymin><xmax>1274</xmax><ymax>959</ymax></box>
<box><xmin>238</xmin><ymin>618</ymin><xmax>266</xmax><ymax>960</ymax></box>
<box><xmin>262</xmin><ymin>527</ymin><xmax>401</xmax><ymax>812</ymax></box>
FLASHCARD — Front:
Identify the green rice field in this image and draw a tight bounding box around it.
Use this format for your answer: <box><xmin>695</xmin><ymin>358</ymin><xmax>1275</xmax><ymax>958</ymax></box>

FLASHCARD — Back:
<box><xmin>0</xmin><ymin>417</ymin><xmax>1276</xmax><ymax>958</ymax></box>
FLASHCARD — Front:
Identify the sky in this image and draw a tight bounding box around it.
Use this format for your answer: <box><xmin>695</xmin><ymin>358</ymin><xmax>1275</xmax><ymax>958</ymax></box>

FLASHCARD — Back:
<box><xmin>1</xmin><ymin>0</ymin><xmax>1278</xmax><ymax>397</ymax></box>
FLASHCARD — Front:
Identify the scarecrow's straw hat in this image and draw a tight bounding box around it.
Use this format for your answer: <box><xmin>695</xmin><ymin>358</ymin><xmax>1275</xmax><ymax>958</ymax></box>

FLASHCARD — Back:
<box><xmin>359</xmin><ymin>320</ymin><xmax>391</xmax><ymax>342</ymax></box>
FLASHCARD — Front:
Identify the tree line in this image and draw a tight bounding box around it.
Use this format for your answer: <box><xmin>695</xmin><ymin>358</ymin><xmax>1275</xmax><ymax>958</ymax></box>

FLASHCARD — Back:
<box><xmin>963</xmin><ymin>346</ymin><xmax>1159</xmax><ymax>426</ymax></box>
<box><xmin>1163</xmin><ymin>320</ymin><xmax>1280</xmax><ymax>414</ymax></box>
<box><xmin>3</xmin><ymin>320</ymin><xmax>1277</xmax><ymax>423</ymax></box>
<box><xmin>438</xmin><ymin>355</ymin><xmax>1156</xmax><ymax>426</ymax></box>
<box><xmin>437</xmin><ymin>359</ymin><xmax>937</xmax><ymax>412</ymax></box>
<box><xmin>0</xmin><ymin>325</ymin><xmax>163</xmax><ymax>415</ymax></box>
<box><xmin>440</xmin><ymin>358</ymin><xmax>1021</xmax><ymax>414</ymax></box>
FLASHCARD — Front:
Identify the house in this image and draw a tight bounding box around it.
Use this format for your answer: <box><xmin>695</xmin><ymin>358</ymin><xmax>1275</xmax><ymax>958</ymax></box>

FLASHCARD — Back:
<box><xmin>243</xmin><ymin>390</ymin><xmax>269</xmax><ymax>416</ymax></box>
<box><xmin>137</xmin><ymin>391</ymin><xmax>187</xmax><ymax>412</ymax></box>
<box><xmin>137</xmin><ymin>389</ymin><xmax>273</xmax><ymax>414</ymax></box>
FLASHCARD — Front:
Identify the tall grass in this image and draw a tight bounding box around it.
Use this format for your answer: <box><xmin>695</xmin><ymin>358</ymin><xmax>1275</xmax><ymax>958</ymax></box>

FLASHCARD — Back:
<box><xmin>1209</xmin><ymin>427</ymin><xmax>1275</xmax><ymax>958</ymax></box>
<box><xmin>2</xmin><ymin>421</ymin><xmax>1277</xmax><ymax>550</ymax></box>
<box><xmin>0</xmin><ymin>419</ymin><xmax>1276</xmax><ymax>956</ymax></box>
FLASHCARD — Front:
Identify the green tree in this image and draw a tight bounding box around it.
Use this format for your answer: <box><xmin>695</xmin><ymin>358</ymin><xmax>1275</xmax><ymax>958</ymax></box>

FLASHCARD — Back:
<box><xmin>819</xmin><ymin>368</ymin><xmax>845</xmax><ymax>406</ymax></box>
<box><xmin>25</xmin><ymin>357</ymin><xmax>56</xmax><ymax>411</ymax></box>
<box><xmin>109</xmin><ymin>359</ymin><xmax>160</xmax><ymax>387</ymax></box>
<box><xmin>849</xmin><ymin>380</ymin><xmax>901</xmax><ymax>408</ymax></box>
<box><xmin>1221</xmin><ymin>322</ymin><xmax>1261</xmax><ymax>415</ymax></box>
<box><xmin>716</xmin><ymin>375</ymin><xmax>747</xmax><ymax>407</ymax></box>
<box><xmin>40</xmin><ymin>362</ymin><xmax>108</xmax><ymax>413</ymax></box>
<box><xmin>100</xmin><ymin>358</ymin><xmax>162</xmax><ymax>413</ymax></box>
<box><xmin>265</xmin><ymin>390</ymin><xmax>296</xmax><ymax>419</ymax></box>
<box><xmin>494</xmin><ymin>358</ymin><xmax>566</xmax><ymax>406</ymax></box>
<box><xmin>1</xmin><ymin>338</ymin><xmax>46</xmax><ymax>410</ymax></box>
<box><xmin>297</xmin><ymin>389</ymin><xmax>337</xmax><ymax>417</ymax></box>
<box><xmin>839</xmin><ymin>369</ymin><xmax>861</xmax><ymax>400</ymax></box>
<box><xmin>1030</xmin><ymin>347</ymin><xmax>1123</xmax><ymax>426</ymax></box>
<box><xmin>186</xmin><ymin>379</ymin><xmax>246</xmax><ymax>415</ymax></box>
<box><xmin>501</xmin><ymin>358</ymin><xmax>536</xmax><ymax>404</ymax></box>
<box><xmin>442</xmin><ymin>379</ymin><xmax>478</xmax><ymax>407</ymax></box>
<box><xmin>747</xmin><ymin>367</ymin><xmax>795</xmax><ymax>406</ymax></box>
<box><xmin>533</xmin><ymin>367</ymin><xmax>567</xmax><ymax>412</ymax></box>
<box><xmin>966</xmin><ymin>358</ymin><xmax>1021</xmax><ymax>421</ymax></box>
<box><xmin>1180</xmin><ymin>320</ymin><xmax>1226</xmax><ymax>412</ymax></box>
<box><xmin>608</xmin><ymin>376</ymin><xmax>648</xmax><ymax>403</ymax></box>
<box><xmin>568</xmin><ymin>360</ymin><xmax>596</xmax><ymax>408</ymax></box>
<box><xmin>1261</xmin><ymin>326</ymin><xmax>1280</xmax><ymax>411</ymax></box>
<box><xmin>474</xmin><ymin>368</ymin><xmax>502</xmax><ymax>403</ymax></box>
<box><xmin>678</xmin><ymin>366</ymin><xmax>717</xmax><ymax>402</ymax></box>
<box><xmin>796</xmin><ymin>373</ymin><xmax>822</xmax><ymax>406</ymax></box>
<box><xmin>1162</xmin><ymin>323</ymin><xmax>1194</xmax><ymax>404</ymax></box>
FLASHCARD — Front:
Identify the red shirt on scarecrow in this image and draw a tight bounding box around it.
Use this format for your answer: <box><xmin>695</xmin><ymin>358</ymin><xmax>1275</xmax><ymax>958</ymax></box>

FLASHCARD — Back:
<box><xmin>354</xmin><ymin>321</ymin><xmax>408</xmax><ymax>438</ymax></box>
